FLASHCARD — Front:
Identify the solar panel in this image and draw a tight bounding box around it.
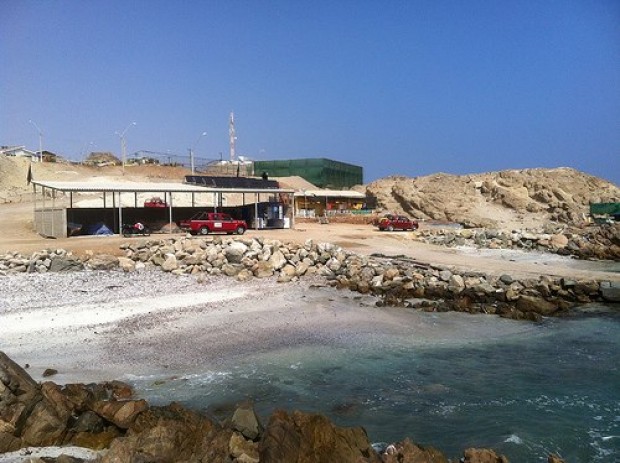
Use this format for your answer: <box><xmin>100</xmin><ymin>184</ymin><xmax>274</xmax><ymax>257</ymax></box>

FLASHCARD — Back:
<box><xmin>184</xmin><ymin>175</ymin><xmax>280</xmax><ymax>189</ymax></box>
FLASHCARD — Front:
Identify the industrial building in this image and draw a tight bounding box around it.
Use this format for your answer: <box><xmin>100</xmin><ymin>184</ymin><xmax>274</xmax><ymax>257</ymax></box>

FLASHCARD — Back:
<box><xmin>252</xmin><ymin>158</ymin><xmax>363</xmax><ymax>189</ymax></box>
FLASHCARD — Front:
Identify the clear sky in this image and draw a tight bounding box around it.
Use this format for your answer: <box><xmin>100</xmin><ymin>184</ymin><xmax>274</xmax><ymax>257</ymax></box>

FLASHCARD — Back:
<box><xmin>1</xmin><ymin>1</ymin><xmax>619</xmax><ymax>184</ymax></box>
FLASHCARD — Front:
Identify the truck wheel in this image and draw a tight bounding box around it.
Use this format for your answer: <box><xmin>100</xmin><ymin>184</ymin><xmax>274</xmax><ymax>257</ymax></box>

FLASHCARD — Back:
<box><xmin>236</xmin><ymin>226</ymin><xmax>246</xmax><ymax>235</ymax></box>
<box><xmin>199</xmin><ymin>226</ymin><xmax>209</xmax><ymax>235</ymax></box>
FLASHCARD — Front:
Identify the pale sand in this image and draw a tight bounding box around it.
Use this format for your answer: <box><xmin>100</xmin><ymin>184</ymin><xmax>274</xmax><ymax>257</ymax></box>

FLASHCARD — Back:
<box><xmin>0</xmin><ymin>269</ymin><xmax>536</xmax><ymax>386</ymax></box>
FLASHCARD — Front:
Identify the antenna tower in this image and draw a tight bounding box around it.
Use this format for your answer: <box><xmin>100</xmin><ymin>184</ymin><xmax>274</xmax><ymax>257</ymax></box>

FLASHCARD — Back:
<box><xmin>229</xmin><ymin>111</ymin><xmax>236</xmax><ymax>161</ymax></box>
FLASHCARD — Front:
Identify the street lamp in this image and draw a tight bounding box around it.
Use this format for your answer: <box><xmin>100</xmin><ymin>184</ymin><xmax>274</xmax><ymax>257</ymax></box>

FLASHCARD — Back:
<box><xmin>82</xmin><ymin>141</ymin><xmax>96</xmax><ymax>159</ymax></box>
<box><xmin>189</xmin><ymin>131</ymin><xmax>207</xmax><ymax>175</ymax></box>
<box><xmin>115</xmin><ymin>122</ymin><xmax>136</xmax><ymax>174</ymax></box>
<box><xmin>28</xmin><ymin>120</ymin><xmax>43</xmax><ymax>162</ymax></box>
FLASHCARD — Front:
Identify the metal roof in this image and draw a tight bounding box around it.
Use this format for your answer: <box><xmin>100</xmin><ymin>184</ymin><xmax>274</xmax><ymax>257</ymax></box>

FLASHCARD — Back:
<box><xmin>293</xmin><ymin>189</ymin><xmax>365</xmax><ymax>198</ymax></box>
<box><xmin>32</xmin><ymin>180</ymin><xmax>294</xmax><ymax>194</ymax></box>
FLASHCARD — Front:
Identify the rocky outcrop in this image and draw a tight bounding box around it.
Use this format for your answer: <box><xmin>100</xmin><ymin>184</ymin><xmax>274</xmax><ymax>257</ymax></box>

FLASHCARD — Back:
<box><xmin>259</xmin><ymin>409</ymin><xmax>380</xmax><ymax>463</ymax></box>
<box><xmin>417</xmin><ymin>223</ymin><xmax>620</xmax><ymax>261</ymax></box>
<box><xmin>0</xmin><ymin>352</ymin><xmax>135</xmax><ymax>452</ymax></box>
<box><xmin>1</xmin><ymin>346</ymin><xmax>573</xmax><ymax>462</ymax></box>
<box><xmin>0</xmin><ymin>350</ymin><xmax>467</xmax><ymax>463</ymax></box>
<box><xmin>365</xmin><ymin>168</ymin><xmax>620</xmax><ymax>228</ymax></box>
<box><xmin>462</xmin><ymin>448</ymin><xmax>509</xmax><ymax>463</ymax></box>
<box><xmin>100</xmin><ymin>402</ymin><xmax>231</xmax><ymax>462</ymax></box>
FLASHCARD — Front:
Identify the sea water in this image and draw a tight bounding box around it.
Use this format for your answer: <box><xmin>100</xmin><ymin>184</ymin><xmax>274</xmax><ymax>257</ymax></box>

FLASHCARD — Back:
<box><xmin>131</xmin><ymin>309</ymin><xmax>620</xmax><ymax>462</ymax></box>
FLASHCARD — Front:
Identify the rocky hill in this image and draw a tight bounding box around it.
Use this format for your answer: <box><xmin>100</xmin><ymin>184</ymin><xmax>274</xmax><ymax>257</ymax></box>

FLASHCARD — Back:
<box><xmin>364</xmin><ymin>167</ymin><xmax>620</xmax><ymax>229</ymax></box>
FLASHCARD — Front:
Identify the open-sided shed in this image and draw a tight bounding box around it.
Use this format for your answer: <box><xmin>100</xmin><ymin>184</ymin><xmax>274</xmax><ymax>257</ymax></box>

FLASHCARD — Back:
<box><xmin>31</xmin><ymin>180</ymin><xmax>295</xmax><ymax>238</ymax></box>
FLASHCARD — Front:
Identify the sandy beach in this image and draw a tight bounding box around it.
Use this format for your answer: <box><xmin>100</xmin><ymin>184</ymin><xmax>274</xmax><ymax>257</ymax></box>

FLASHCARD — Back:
<box><xmin>0</xmin><ymin>266</ymin><xmax>539</xmax><ymax>386</ymax></box>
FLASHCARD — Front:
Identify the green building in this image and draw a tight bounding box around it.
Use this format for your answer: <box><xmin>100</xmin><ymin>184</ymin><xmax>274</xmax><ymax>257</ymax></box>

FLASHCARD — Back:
<box><xmin>253</xmin><ymin>158</ymin><xmax>363</xmax><ymax>189</ymax></box>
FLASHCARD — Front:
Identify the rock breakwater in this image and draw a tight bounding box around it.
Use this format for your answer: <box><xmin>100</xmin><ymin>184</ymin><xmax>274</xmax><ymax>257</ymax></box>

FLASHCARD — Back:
<box><xmin>417</xmin><ymin>223</ymin><xmax>620</xmax><ymax>261</ymax></box>
<box><xmin>1</xmin><ymin>236</ymin><xmax>618</xmax><ymax>321</ymax></box>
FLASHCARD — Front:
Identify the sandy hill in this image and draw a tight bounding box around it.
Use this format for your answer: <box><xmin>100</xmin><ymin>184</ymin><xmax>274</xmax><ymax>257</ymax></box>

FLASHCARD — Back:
<box><xmin>364</xmin><ymin>167</ymin><xmax>620</xmax><ymax>229</ymax></box>
<box><xmin>0</xmin><ymin>156</ymin><xmax>191</xmax><ymax>203</ymax></box>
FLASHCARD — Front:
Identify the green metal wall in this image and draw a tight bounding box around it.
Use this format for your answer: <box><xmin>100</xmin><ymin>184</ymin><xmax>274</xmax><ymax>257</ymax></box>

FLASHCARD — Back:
<box><xmin>253</xmin><ymin>158</ymin><xmax>363</xmax><ymax>188</ymax></box>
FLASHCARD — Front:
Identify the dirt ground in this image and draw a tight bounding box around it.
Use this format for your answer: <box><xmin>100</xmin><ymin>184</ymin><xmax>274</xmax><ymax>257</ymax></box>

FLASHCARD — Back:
<box><xmin>1</xmin><ymin>199</ymin><xmax>618</xmax><ymax>282</ymax></box>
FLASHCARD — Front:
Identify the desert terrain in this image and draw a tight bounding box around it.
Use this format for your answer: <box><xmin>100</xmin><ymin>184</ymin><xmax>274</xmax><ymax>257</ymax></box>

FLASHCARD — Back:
<box><xmin>0</xmin><ymin>156</ymin><xmax>618</xmax><ymax>281</ymax></box>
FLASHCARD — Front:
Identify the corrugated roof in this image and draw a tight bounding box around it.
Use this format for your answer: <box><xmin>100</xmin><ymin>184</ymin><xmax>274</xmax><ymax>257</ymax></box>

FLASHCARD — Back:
<box><xmin>274</xmin><ymin>176</ymin><xmax>318</xmax><ymax>190</ymax></box>
<box><xmin>32</xmin><ymin>180</ymin><xmax>294</xmax><ymax>194</ymax></box>
<box><xmin>293</xmin><ymin>189</ymin><xmax>365</xmax><ymax>198</ymax></box>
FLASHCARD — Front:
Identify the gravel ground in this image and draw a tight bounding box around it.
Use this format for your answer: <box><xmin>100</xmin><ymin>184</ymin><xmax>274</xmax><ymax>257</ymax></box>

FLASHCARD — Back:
<box><xmin>0</xmin><ymin>268</ymin><xmax>385</xmax><ymax>383</ymax></box>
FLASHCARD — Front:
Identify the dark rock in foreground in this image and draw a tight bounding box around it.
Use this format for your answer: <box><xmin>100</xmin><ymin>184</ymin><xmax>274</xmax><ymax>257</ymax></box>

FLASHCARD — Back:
<box><xmin>0</xmin><ymin>351</ymin><xmax>569</xmax><ymax>463</ymax></box>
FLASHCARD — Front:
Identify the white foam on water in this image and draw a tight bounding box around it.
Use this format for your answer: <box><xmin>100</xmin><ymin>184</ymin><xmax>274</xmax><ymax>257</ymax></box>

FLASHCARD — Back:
<box><xmin>504</xmin><ymin>434</ymin><xmax>524</xmax><ymax>444</ymax></box>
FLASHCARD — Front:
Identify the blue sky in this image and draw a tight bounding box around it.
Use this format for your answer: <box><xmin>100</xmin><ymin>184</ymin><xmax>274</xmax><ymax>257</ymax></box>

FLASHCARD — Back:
<box><xmin>1</xmin><ymin>1</ymin><xmax>618</xmax><ymax>184</ymax></box>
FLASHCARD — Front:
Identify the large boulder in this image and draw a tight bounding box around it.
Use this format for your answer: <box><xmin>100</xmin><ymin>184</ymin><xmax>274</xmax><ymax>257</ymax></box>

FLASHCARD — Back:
<box><xmin>100</xmin><ymin>402</ymin><xmax>230</xmax><ymax>463</ymax></box>
<box><xmin>268</xmin><ymin>250</ymin><xmax>287</xmax><ymax>271</ymax></box>
<box><xmin>0</xmin><ymin>352</ymin><xmax>41</xmax><ymax>451</ymax></box>
<box><xmin>90</xmin><ymin>398</ymin><xmax>149</xmax><ymax>429</ymax></box>
<box><xmin>259</xmin><ymin>409</ymin><xmax>380</xmax><ymax>463</ymax></box>
<box><xmin>232</xmin><ymin>403</ymin><xmax>263</xmax><ymax>441</ymax></box>
<box><xmin>49</xmin><ymin>255</ymin><xmax>83</xmax><ymax>272</ymax></box>
<box><xmin>380</xmin><ymin>438</ymin><xmax>448</xmax><ymax>463</ymax></box>
<box><xmin>462</xmin><ymin>447</ymin><xmax>509</xmax><ymax>463</ymax></box>
<box><xmin>600</xmin><ymin>281</ymin><xmax>620</xmax><ymax>302</ymax></box>
<box><xmin>161</xmin><ymin>254</ymin><xmax>178</xmax><ymax>272</ymax></box>
<box><xmin>516</xmin><ymin>295</ymin><xmax>560</xmax><ymax>316</ymax></box>
<box><xmin>86</xmin><ymin>254</ymin><xmax>119</xmax><ymax>270</ymax></box>
<box><xmin>225</xmin><ymin>241</ymin><xmax>249</xmax><ymax>264</ymax></box>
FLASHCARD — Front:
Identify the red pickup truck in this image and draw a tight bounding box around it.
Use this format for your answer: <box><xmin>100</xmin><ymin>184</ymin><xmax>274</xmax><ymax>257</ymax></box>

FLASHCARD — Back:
<box><xmin>179</xmin><ymin>212</ymin><xmax>247</xmax><ymax>235</ymax></box>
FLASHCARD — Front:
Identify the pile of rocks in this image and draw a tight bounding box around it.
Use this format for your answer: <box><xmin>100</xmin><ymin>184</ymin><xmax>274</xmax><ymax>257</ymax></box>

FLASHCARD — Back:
<box><xmin>0</xmin><ymin>351</ymin><xmax>567</xmax><ymax>463</ymax></box>
<box><xmin>119</xmin><ymin>236</ymin><xmax>620</xmax><ymax>319</ymax></box>
<box><xmin>1</xmin><ymin>236</ymin><xmax>619</xmax><ymax>321</ymax></box>
<box><xmin>417</xmin><ymin>223</ymin><xmax>620</xmax><ymax>261</ymax></box>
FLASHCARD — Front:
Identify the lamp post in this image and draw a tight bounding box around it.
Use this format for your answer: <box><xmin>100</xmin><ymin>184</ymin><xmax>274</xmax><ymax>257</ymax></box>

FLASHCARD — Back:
<box><xmin>115</xmin><ymin>122</ymin><xmax>136</xmax><ymax>174</ymax></box>
<box><xmin>189</xmin><ymin>131</ymin><xmax>207</xmax><ymax>175</ymax></box>
<box><xmin>82</xmin><ymin>141</ymin><xmax>96</xmax><ymax>159</ymax></box>
<box><xmin>28</xmin><ymin>120</ymin><xmax>43</xmax><ymax>162</ymax></box>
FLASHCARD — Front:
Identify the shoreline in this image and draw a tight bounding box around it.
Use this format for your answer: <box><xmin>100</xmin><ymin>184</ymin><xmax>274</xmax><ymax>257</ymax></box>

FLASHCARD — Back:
<box><xmin>1</xmin><ymin>267</ymin><xmax>541</xmax><ymax>385</ymax></box>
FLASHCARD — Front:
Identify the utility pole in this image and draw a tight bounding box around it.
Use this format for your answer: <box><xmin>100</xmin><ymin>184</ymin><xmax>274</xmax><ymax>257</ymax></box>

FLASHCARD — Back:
<box><xmin>28</xmin><ymin>120</ymin><xmax>43</xmax><ymax>162</ymax></box>
<box><xmin>115</xmin><ymin>122</ymin><xmax>136</xmax><ymax>174</ymax></box>
<box><xmin>189</xmin><ymin>131</ymin><xmax>207</xmax><ymax>175</ymax></box>
<box><xmin>229</xmin><ymin>111</ymin><xmax>236</xmax><ymax>162</ymax></box>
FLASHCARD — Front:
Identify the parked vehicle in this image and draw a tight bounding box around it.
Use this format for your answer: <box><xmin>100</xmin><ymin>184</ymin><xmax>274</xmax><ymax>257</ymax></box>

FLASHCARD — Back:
<box><xmin>375</xmin><ymin>214</ymin><xmax>418</xmax><ymax>231</ymax></box>
<box><xmin>122</xmin><ymin>221</ymin><xmax>151</xmax><ymax>237</ymax></box>
<box><xmin>144</xmin><ymin>197</ymin><xmax>167</xmax><ymax>208</ymax></box>
<box><xmin>179</xmin><ymin>212</ymin><xmax>247</xmax><ymax>235</ymax></box>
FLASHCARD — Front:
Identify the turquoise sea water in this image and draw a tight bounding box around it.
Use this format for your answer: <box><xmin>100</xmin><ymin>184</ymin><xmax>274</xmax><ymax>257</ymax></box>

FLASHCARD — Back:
<box><xmin>132</xmin><ymin>310</ymin><xmax>620</xmax><ymax>462</ymax></box>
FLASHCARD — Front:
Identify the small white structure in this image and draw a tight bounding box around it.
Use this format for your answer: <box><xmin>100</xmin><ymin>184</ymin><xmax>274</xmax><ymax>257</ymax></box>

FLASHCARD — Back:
<box><xmin>0</xmin><ymin>146</ymin><xmax>39</xmax><ymax>161</ymax></box>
